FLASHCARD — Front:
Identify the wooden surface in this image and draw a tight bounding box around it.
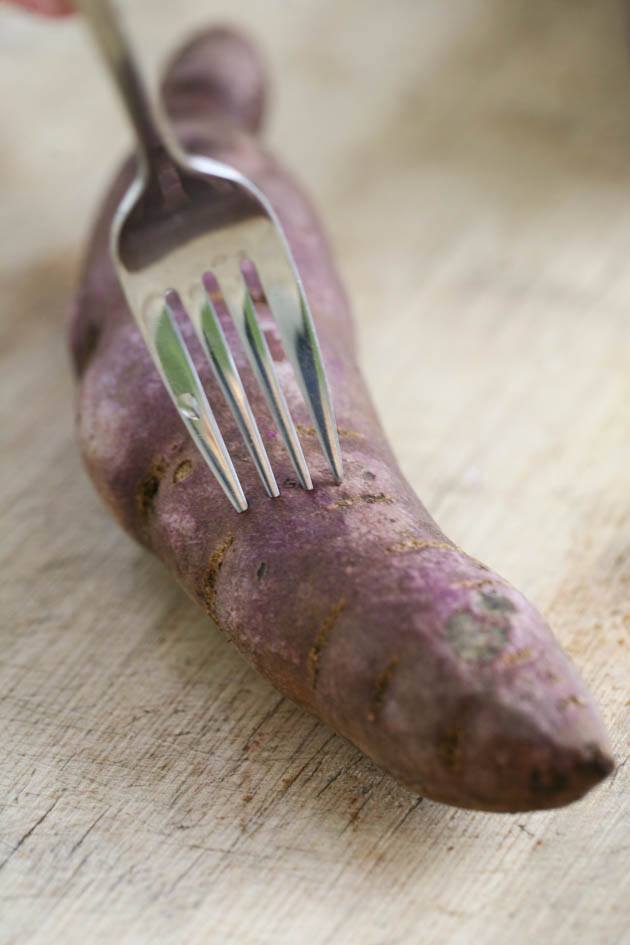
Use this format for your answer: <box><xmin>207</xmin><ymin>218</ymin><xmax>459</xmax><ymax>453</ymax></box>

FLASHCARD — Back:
<box><xmin>1</xmin><ymin>1</ymin><xmax>629</xmax><ymax>943</ymax></box>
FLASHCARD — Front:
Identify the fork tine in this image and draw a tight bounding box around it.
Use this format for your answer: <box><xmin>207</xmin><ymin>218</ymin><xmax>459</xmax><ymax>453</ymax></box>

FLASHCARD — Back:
<box><xmin>247</xmin><ymin>254</ymin><xmax>344</xmax><ymax>485</ymax></box>
<box><xmin>242</xmin><ymin>289</ymin><xmax>313</xmax><ymax>490</ymax></box>
<box><xmin>183</xmin><ymin>280</ymin><xmax>279</xmax><ymax>499</ymax></box>
<box><xmin>142</xmin><ymin>294</ymin><xmax>248</xmax><ymax>513</ymax></box>
<box><xmin>212</xmin><ymin>260</ymin><xmax>313</xmax><ymax>491</ymax></box>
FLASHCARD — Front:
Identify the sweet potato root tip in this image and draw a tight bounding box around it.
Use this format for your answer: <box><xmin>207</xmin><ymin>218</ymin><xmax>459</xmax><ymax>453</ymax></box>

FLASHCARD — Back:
<box><xmin>573</xmin><ymin>749</ymin><xmax>615</xmax><ymax>785</ymax></box>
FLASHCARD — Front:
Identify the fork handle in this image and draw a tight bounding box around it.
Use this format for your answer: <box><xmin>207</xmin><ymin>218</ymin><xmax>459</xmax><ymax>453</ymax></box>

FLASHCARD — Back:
<box><xmin>73</xmin><ymin>0</ymin><xmax>171</xmax><ymax>183</ymax></box>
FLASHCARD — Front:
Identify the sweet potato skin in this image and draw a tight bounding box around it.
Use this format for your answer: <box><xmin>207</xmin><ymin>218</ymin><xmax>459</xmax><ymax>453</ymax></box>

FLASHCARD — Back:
<box><xmin>70</xmin><ymin>27</ymin><xmax>614</xmax><ymax>811</ymax></box>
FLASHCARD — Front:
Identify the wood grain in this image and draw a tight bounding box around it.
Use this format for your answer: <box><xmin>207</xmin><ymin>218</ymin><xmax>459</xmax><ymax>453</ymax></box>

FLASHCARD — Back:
<box><xmin>1</xmin><ymin>1</ymin><xmax>628</xmax><ymax>943</ymax></box>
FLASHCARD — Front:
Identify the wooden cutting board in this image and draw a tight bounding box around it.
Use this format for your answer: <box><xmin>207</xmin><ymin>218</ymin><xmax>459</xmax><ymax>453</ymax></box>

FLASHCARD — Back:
<box><xmin>1</xmin><ymin>1</ymin><xmax>628</xmax><ymax>943</ymax></box>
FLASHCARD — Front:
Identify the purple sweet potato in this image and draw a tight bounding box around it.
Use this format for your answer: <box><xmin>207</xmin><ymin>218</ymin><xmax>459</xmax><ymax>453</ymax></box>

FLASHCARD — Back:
<box><xmin>69</xmin><ymin>26</ymin><xmax>614</xmax><ymax>812</ymax></box>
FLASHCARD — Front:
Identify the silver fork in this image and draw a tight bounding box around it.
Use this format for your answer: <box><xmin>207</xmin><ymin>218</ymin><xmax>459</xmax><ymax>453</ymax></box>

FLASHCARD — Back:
<box><xmin>75</xmin><ymin>0</ymin><xmax>343</xmax><ymax>512</ymax></box>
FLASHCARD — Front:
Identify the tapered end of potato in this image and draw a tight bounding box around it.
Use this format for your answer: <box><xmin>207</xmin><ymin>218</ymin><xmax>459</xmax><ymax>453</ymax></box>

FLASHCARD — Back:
<box><xmin>312</xmin><ymin>539</ymin><xmax>615</xmax><ymax>813</ymax></box>
<box><xmin>161</xmin><ymin>26</ymin><xmax>268</xmax><ymax>135</ymax></box>
<box><xmin>419</xmin><ymin>698</ymin><xmax>615</xmax><ymax>813</ymax></box>
<box><xmin>527</xmin><ymin>740</ymin><xmax>615</xmax><ymax>810</ymax></box>
<box><xmin>377</xmin><ymin>697</ymin><xmax>615</xmax><ymax>814</ymax></box>
<box><xmin>437</xmin><ymin>613</ymin><xmax>615</xmax><ymax>812</ymax></box>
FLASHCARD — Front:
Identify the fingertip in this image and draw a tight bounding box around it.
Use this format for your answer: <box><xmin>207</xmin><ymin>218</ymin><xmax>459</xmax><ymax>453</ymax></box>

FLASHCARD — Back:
<box><xmin>7</xmin><ymin>0</ymin><xmax>75</xmax><ymax>17</ymax></box>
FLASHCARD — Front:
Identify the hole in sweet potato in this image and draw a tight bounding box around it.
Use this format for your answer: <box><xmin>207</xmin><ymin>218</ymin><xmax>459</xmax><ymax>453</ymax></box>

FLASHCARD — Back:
<box><xmin>136</xmin><ymin>458</ymin><xmax>167</xmax><ymax>522</ymax></box>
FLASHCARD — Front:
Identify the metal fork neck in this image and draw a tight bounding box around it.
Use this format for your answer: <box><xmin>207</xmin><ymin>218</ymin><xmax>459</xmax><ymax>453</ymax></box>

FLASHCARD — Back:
<box><xmin>74</xmin><ymin>0</ymin><xmax>173</xmax><ymax>185</ymax></box>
